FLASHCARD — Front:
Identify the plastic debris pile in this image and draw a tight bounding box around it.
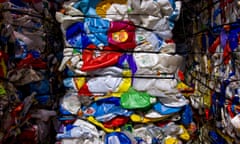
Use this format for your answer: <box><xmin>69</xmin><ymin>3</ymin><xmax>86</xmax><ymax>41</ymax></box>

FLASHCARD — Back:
<box><xmin>183</xmin><ymin>0</ymin><xmax>240</xmax><ymax>143</ymax></box>
<box><xmin>0</xmin><ymin>0</ymin><xmax>63</xmax><ymax>143</ymax></box>
<box><xmin>56</xmin><ymin>0</ymin><xmax>197</xmax><ymax>144</ymax></box>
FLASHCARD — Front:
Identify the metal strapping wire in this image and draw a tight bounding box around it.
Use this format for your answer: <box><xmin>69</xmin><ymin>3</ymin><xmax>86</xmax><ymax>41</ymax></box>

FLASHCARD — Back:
<box><xmin>67</xmin><ymin>74</ymin><xmax>175</xmax><ymax>79</ymax></box>
<box><xmin>64</xmin><ymin>46</ymin><xmax>240</xmax><ymax>55</ymax></box>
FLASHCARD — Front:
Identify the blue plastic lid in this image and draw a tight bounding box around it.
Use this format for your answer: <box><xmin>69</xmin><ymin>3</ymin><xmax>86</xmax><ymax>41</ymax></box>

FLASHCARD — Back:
<box><xmin>105</xmin><ymin>132</ymin><xmax>132</xmax><ymax>144</ymax></box>
<box><xmin>153</xmin><ymin>102</ymin><xmax>182</xmax><ymax>115</ymax></box>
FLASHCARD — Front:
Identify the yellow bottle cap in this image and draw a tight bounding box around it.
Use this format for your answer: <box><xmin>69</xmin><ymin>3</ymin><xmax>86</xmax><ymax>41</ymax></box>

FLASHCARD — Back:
<box><xmin>130</xmin><ymin>114</ymin><xmax>151</xmax><ymax>123</ymax></box>
<box><xmin>179</xmin><ymin>125</ymin><xmax>190</xmax><ymax>141</ymax></box>
<box><xmin>164</xmin><ymin>136</ymin><xmax>179</xmax><ymax>144</ymax></box>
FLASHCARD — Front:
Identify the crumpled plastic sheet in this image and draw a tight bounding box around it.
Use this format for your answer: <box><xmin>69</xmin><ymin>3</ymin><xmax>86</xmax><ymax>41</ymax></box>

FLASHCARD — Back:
<box><xmin>0</xmin><ymin>0</ymin><xmax>64</xmax><ymax>143</ymax></box>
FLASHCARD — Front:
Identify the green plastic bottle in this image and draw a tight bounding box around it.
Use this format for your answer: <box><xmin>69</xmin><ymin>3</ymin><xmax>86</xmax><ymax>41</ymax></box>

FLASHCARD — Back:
<box><xmin>120</xmin><ymin>88</ymin><xmax>157</xmax><ymax>109</ymax></box>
